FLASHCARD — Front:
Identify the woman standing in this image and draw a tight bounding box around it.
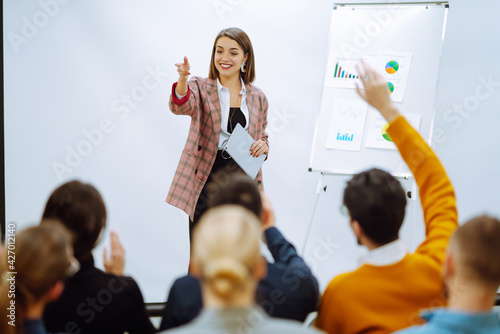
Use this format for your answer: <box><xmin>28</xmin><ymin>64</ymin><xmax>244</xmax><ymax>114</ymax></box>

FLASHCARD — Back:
<box><xmin>167</xmin><ymin>27</ymin><xmax>270</xmax><ymax>236</ymax></box>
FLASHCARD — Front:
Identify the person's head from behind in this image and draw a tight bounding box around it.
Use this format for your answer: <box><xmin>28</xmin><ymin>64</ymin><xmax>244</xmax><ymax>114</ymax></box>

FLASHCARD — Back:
<box><xmin>343</xmin><ymin>168</ymin><xmax>407</xmax><ymax>247</ymax></box>
<box><xmin>209</xmin><ymin>27</ymin><xmax>255</xmax><ymax>84</ymax></box>
<box><xmin>191</xmin><ymin>205</ymin><xmax>266</xmax><ymax>307</ymax></box>
<box><xmin>208</xmin><ymin>173</ymin><xmax>263</xmax><ymax>222</ymax></box>
<box><xmin>444</xmin><ymin>215</ymin><xmax>500</xmax><ymax>298</ymax></box>
<box><xmin>0</xmin><ymin>222</ymin><xmax>76</xmax><ymax>333</ymax></box>
<box><xmin>41</xmin><ymin>180</ymin><xmax>106</xmax><ymax>261</ymax></box>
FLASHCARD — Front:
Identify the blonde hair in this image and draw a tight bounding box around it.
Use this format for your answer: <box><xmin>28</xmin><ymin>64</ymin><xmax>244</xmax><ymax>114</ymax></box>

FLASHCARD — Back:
<box><xmin>193</xmin><ymin>205</ymin><xmax>261</xmax><ymax>301</ymax></box>
<box><xmin>0</xmin><ymin>222</ymin><xmax>73</xmax><ymax>334</ymax></box>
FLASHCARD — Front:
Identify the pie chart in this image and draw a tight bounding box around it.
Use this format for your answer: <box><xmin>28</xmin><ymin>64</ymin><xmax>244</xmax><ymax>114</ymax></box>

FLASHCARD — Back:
<box><xmin>387</xmin><ymin>82</ymin><xmax>395</xmax><ymax>94</ymax></box>
<box><xmin>385</xmin><ymin>60</ymin><xmax>399</xmax><ymax>74</ymax></box>
<box><xmin>382</xmin><ymin>123</ymin><xmax>393</xmax><ymax>142</ymax></box>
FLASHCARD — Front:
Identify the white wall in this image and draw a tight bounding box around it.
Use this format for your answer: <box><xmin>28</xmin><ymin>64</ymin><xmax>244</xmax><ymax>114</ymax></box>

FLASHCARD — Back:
<box><xmin>4</xmin><ymin>0</ymin><xmax>500</xmax><ymax>302</ymax></box>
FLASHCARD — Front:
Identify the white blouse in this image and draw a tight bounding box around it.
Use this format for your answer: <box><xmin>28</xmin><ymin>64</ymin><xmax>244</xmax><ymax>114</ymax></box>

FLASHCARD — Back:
<box><xmin>175</xmin><ymin>78</ymin><xmax>249</xmax><ymax>149</ymax></box>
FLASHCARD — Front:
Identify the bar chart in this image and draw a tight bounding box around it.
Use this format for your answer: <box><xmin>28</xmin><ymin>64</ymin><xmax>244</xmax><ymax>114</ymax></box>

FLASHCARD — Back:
<box><xmin>336</xmin><ymin>132</ymin><xmax>354</xmax><ymax>142</ymax></box>
<box><xmin>326</xmin><ymin>98</ymin><xmax>368</xmax><ymax>151</ymax></box>
<box><xmin>325</xmin><ymin>55</ymin><xmax>376</xmax><ymax>89</ymax></box>
<box><xmin>333</xmin><ymin>62</ymin><xmax>360</xmax><ymax>79</ymax></box>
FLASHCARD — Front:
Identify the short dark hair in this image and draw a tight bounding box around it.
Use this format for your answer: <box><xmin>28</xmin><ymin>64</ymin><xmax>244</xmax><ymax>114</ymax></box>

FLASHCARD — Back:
<box><xmin>452</xmin><ymin>215</ymin><xmax>500</xmax><ymax>285</ymax></box>
<box><xmin>41</xmin><ymin>180</ymin><xmax>106</xmax><ymax>260</ymax></box>
<box><xmin>207</xmin><ymin>173</ymin><xmax>263</xmax><ymax>221</ymax></box>
<box><xmin>343</xmin><ymin>168</ymin><xmax>406</xmax><ymax>245</ymax></box>
<box><xmin>209</xmin><ymin>27</ymin><xmax>255</xmax><ymax>84</ymax></box>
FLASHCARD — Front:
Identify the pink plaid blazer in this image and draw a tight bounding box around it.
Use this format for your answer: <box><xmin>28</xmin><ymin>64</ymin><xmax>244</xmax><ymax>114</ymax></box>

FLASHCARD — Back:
<box><xmin>166</xmin><ymin>77</ymin><xmax>269</xmax><ymax>219</ymax></box>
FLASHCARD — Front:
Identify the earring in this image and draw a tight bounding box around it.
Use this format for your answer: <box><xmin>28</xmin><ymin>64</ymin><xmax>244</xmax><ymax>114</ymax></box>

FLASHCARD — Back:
<box><xmin>241</xmin><ymin>61</ymin><xmax>246</xmax><ymax>73</ymax></box>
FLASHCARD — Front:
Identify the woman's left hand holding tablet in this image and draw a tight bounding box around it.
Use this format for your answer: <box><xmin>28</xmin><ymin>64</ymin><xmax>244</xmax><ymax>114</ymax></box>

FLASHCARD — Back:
<box><xmin>250</xmin><ymin>139</ymin><xmax>268</xmax><ymax>157</ymax></box>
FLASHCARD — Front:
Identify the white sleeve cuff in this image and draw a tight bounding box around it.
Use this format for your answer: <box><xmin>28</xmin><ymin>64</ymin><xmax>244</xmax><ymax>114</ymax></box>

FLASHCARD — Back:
<box><xmin>175</xmin><ymin>90</ymin><xmax>187</xmax><ymax>99</ymax></box>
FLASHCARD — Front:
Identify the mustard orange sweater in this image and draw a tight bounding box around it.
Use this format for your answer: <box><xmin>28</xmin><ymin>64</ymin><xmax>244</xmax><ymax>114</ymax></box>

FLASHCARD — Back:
<box><xmin>315</xmin><ymin>116</ymin><xmax>458</xmax><ymax>334</ymax></box>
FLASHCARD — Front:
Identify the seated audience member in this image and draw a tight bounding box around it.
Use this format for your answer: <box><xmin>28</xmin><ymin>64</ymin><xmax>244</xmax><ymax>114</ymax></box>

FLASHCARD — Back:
<box><xmin>160</xmin><ymin>205</ymin><xmax>323</xmax><ymax>333</ymax></box>
<box><xmin>315</xmin><ymin>61</ymin><xmax>458</xmax><ymax>334</ymax></box>
<box><xmin>160</xmin><ymin>175</ymin><xmax>320</xmax><ymax>330</ymax></box>
<box><xmin>41</xmin><ymin>180</ymin><xmax>156</xmax><ymax>334</ymax></box>
<box><xmin>0</xmin><ymin>222</ymin><xmax>77</xmax><ymax>334</ymax></box>
<box><xmin>395</xmin><ymin>215</ymin><xmax>500</xmax><ymax>334</ymax></box>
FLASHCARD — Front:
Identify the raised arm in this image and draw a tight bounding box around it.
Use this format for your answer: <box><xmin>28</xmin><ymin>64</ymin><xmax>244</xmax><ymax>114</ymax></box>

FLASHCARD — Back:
<box><xmin>262</xmin><ymin>194</ymin><xmax>318</xmax><ymax>282</ymax></box>
<box><xmin>355</xmin><ymin>59</ymin><xmax>399</xmax><ymax>123</ymax></box>
<box><xmin>175</xmin><ymin>56</ymin><xmax>190</xmax><ymax>96</ymax></box>
<box><xmin>261</xmin><ymin>193</ymin><xmax>306</xmax><ymax>266</ymax></box>
<box><xmin>169</xmin><ymin>57</ymin><xmax>201</xmax><ymax>116</ymax></box>
<box><xmin>356</xmin><ymin>61</ymin><xmax>458</xmax><ymax>266</ymax></box>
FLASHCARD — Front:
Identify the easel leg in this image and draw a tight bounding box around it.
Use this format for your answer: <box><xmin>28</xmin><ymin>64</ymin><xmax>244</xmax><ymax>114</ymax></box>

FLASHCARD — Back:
<box><xmin>301</xmin><ymin>173</ymin><xmax>326</xmax><ymax>254</ymax></box>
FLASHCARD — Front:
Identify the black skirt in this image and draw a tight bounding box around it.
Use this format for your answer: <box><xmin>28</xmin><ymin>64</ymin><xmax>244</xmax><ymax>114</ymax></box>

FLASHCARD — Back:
<box><xmin>189</xmin><ymin>150</ymin><xmax>244</xmax><ymax>237</ymax></box>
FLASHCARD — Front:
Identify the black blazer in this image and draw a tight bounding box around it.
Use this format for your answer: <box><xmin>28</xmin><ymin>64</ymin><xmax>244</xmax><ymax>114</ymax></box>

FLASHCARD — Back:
<box><xmin>43</xmin><ymin>256</ymin><xmax>156</xmax><ymax>334</ymax></box>
<box><xmin>159</xmin><ymin>227</ymin><xmax>319</xmax><ymax>330</ymax></box>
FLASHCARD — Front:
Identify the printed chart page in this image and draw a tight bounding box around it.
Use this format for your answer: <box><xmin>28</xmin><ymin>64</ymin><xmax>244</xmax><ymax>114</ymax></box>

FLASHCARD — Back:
<box><xmin>377</xmin><ymin>50</ymin><xmax>413</xmax><ymax>103</ymax></box>
<box><xmin>365</xmin><ymin>111</ymin><xmax>421</xmax><ymax>150</ymax></box>
<box><xmin>325</xmin><ymin>55</ymin><xmax>376</xmax><ymax>89</ymax></box>
<box><xmin>326</xmin><ymin>98</ymin><xmax>368</xmax><ymax>151</ymax></box>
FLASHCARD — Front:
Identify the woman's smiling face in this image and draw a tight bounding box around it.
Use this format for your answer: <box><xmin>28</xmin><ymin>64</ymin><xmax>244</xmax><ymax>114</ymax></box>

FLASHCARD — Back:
<box><xmin>214</xmin><ymin>36</ymin><xmax>248</xmax><ymax>80</ymax></box>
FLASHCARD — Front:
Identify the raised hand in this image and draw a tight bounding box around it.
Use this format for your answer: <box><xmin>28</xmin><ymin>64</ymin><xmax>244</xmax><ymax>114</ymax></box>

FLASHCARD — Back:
<box><xmin>175</xmin><ymin>56</ymin><xmax>191</xmax><ymax>79</ymax></box>
<box><xmin>103</xmin><ymin>231</ymin><xmax>125</xmax><ymax>276</ymax></box>
<box><xmin>355</xmin><ymin>59</ymin><xmax>400</xmax><ymax>123</ymax></box>
<box><xmin>175</xmin><ymin>56</ymin><xmax>190</xmax><ymax>96</ymax></box>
